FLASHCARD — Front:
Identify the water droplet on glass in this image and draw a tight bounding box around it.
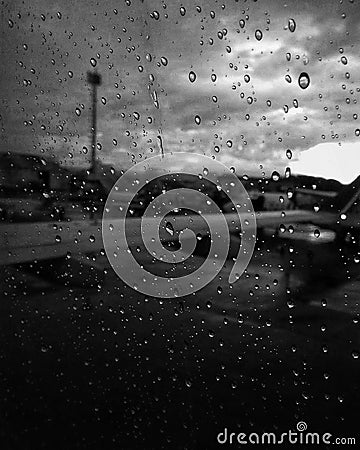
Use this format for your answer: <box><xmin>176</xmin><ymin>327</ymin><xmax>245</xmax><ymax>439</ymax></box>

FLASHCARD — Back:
<box><xmin>271</xmin><ymin>171</ymin><xmax>280</xmax><ymax>181</ymax></box>
<box><xmin>341</xmin><ymin>56</ymin><xmax>348</xmax><ymax>65</ymax></box>
<box><xmin>298</xmin><ymin>72</ymin><xmax>310</xmax><ymax>89</ymax></box>
<box><xmin>165</xmin><ymin>222</ymin><xmax>174</xmax><ymax>236</ymax></box>
<box><xmin>286</xmin><ymin>149</ymin><xmax>292</xmax><ymax>159</ymax></box>
<box><xmin>255</xmin><ymin>29</ymin><xmax>263</xmax><ymax>41</ymax></box>
<box><xmin>90</xmin><ymin>58</ymin><xmax>97</xmax><ymax>67</ymax></box>
<box><xmin>239</xmin><ymin>19</ymin><xmax>245</xmax><ymax>28</ymax></box>
<box><xmin>194</xmin><ymin>115</ymin><xmax>201</xmax><ymax>125</ymax></box>
<box><xmin>152</xmin><ymin>11</ymin><xmax>160</xmax><ymax>20</ymax></box>
<box><xmin>160</xmin><ymin>56</ymin><xmax>168</xmax><ymax>66</ymax></box>
<box><xmin>189</xmin><ymin>71</ymin><xmax>196</xmax><ymax>83</ymax></box>
<box><xmin>288</xmin><ymin>18</ymin><xmax>296</xmax><ymax>32</ymax></box>
<box><xmin>180</xmin><ymin>6</ymin><xmax>186</xmax><ymax>16</ymax></box>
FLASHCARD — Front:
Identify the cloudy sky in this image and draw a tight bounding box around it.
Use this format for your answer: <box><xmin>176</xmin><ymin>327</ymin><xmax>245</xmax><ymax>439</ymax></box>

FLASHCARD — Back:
<box><xmin>1</xmin><ymin>0</ymin><xmax>360</xmax><ymax>182</ymax></box>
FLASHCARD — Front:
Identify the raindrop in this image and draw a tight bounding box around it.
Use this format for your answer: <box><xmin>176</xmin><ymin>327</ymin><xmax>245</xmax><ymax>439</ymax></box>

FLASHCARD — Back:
<box><xmin>189</xmin><ymin>71</ymin><xmax>196</xmax><ymax>83</ymax></box>
<box><xmin>341</xmin><ymin>56</ymin><xmax>348</xmax><ymax>65</ymax></box>
<box><xmin>239</xmin><ymin>19</ymin><xmax>245</xmax><ymax>28</ymax></box>
<box><xmin>160</xmin><ymin>56</ymin><xmax>168</xmax><ymax>66</ymax></box>
<box><xmin>90</xmin><ymin>58</ymin><xmax>97</xmax><ymax>67</ymax></box>
<box><xmin>211</xmin><ymin>73</ymin><xmax>217</xmax><ymax>82</ymax></box>
<box><xmin>152</xmin><ymin>11</ymin><xmax>160</xmax><ymax>20</ymax></box>
<box><xmin>285</xmin><ymin>74</ymin><xmax>292</xmax><ymax>83</ymax></box>
<box><xmin>355</xmin><ymin>129</ymin><xmax>360</xmax><ymax>137</ymax></box>
<box><xmin>286</xmin><ymin>149</ymin><xmax>293</xmax><ymax>159</ymax></box>
<box><xmin>288</xmin><ymin>18</ymin><xmax>296</xmax><ymax>32</ymax></box>
<box><xmin>298</xmin><ymin>72</ymin><xmax>310</xmax><ymax>89</ymax></box>
<box><xmin>255</xmin><ymin>29</ymin><xmax>263</xmax><ymax>41</ymax></box>
<box><xmin>194</xmin><ymin>115</ymin><xmax>201</xmax><ymax>125</ymax></box>
<box><xmin>75</xmin><ymin>108</ymin><xmax>81</xmax><ymax>116</ymax></box>
<box><xmin>165</xmin><ymin>222</ymin><xmax>174</xmax><ymax>236</ymax></box>
<box><xmin>271</xmin><ymin>171</ymin><xmax>280</xmax><ymax>181</ymax></box>
<box><xmin>180</xmin><ymin>7</ymin><xmax>186</xmax><ymax>16</ymax></box>
<box><xmin>226</xmin><ymin>140</ymin><xmax>233</xmax><ymax>148</ymax></box>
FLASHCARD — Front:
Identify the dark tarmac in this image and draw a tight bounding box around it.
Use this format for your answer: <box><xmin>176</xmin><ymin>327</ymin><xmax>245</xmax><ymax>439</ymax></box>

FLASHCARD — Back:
<box><xmin>1</xmin><ymin>233</ymin><xmax>360</xmax><ymax>449</ymax></box>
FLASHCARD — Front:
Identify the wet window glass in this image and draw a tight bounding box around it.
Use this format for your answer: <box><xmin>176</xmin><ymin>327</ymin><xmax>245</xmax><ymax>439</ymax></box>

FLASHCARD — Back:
<box><xmin>1</xmin><ymin>0</ymin><xmax>359</xmax><ymax>448</ymax></box>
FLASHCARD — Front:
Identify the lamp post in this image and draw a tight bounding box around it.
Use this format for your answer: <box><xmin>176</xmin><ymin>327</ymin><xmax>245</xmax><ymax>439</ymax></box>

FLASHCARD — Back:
<box><xmin>87</xmin><ymin>71</ymin><xmax>101</xmax><ymax>174</ymax></box>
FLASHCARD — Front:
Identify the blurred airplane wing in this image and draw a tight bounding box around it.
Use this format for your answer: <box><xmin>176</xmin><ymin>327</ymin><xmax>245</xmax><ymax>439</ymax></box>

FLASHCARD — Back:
<box><xmin>0</xmin><ymin>209</ymin><xmax>340</xmax><ymax>266</ymax></box>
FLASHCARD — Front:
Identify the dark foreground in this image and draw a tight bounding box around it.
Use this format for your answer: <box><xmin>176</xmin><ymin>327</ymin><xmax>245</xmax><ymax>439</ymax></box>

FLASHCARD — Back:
<box><xmin>0</xmin><ymin>235</ymin><xmax>360</xmax><ymax>449</ymax></box>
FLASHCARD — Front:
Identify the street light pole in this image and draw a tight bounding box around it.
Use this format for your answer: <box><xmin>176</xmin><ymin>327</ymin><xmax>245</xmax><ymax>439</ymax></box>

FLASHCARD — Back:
<box><xmin>87</xmin><ymin>71</ymin><xmax>101</xmax><ymax>174</ymax></box>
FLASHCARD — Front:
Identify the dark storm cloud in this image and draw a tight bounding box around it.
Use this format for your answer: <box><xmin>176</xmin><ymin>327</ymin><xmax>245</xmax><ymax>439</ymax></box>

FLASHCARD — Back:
<box><xmin>1</xmin><ymin>0</ymin><xmax>360</xmax><ymax>178</ymax></box>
